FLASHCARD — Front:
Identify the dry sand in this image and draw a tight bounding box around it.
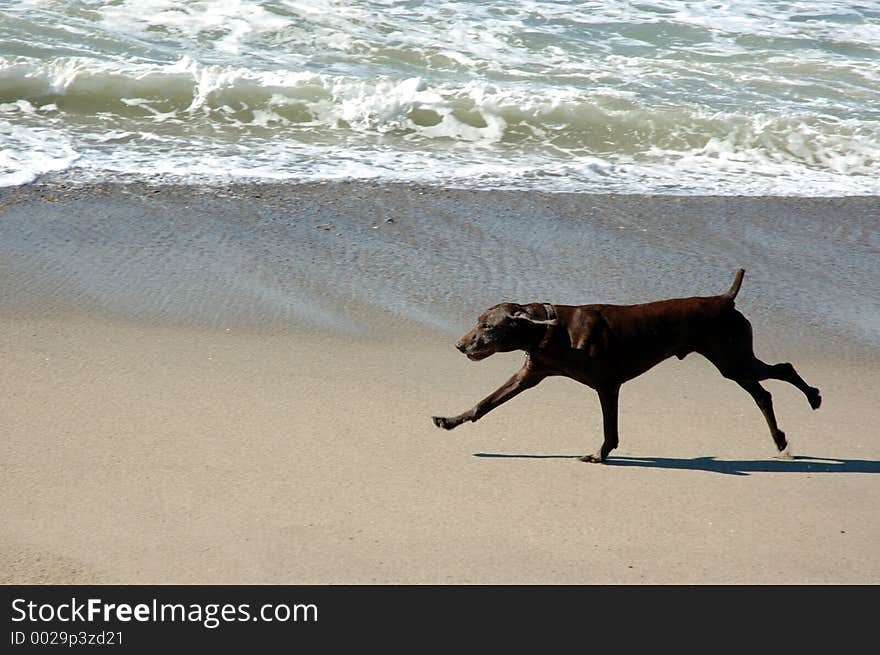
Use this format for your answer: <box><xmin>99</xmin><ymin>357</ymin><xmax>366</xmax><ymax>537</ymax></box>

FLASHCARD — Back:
<box><xmin>2</xmin><ymin>315</ymin><xmax>877</xmax><ymax>584</ymax></box>
<box><xmin>1</xmin><ymin>182</ymin><xmax>878</xmax><ymax>583</ymax></box>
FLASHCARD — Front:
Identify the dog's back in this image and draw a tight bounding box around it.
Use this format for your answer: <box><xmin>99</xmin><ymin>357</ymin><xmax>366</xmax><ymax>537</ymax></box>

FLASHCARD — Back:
<box><xmin>562</xmin><ymin>270</ymin><xmax>747</xmax><ymax>379</ymax></box>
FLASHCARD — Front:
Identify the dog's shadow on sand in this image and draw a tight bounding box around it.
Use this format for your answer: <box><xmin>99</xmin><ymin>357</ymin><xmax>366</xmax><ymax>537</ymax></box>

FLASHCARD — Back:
<box><xmin>472</xmin><ymin>453</ymin><xmax>880</xmax><ymax>476</ymax></box>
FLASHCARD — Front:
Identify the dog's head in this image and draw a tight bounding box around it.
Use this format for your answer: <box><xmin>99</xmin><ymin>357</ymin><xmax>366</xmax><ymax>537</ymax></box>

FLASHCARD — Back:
<box><xmin>455</xmin><ymin>303</ymin><xmax>554</xmax><ymax>361</ymax></box>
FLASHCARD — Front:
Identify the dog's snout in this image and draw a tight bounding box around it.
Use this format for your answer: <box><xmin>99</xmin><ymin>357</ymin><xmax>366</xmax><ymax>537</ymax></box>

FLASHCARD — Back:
<box><xmin>455</xmin><ymin>340</ymin><xmax>467</xmax><ymax>352</ymax></box>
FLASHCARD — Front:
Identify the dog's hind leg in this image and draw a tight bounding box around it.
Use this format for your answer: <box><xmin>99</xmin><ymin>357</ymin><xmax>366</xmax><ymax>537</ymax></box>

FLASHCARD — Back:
<box><xmin>700</xmin><ymin>338</ymin><xmax>792</xmax><ymax>454</ymax></box>
<box><xmin>580</xmin><ymin>384</ymin><xmax>620</xmax><ymax>463</ymax></box>
<box><xmin>753</xmin><ymin>361</ymin><xmax>821</xmax><ymax>410</ymax></box>
<box><xmin>734</xmin><ymin>379</ymin><xmax>789</xmax><ymax>454</ymax></box>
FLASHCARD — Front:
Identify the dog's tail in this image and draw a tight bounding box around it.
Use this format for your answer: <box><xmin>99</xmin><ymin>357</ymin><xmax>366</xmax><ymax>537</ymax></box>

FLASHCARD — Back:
<box><xmin>723</xmin><ymin>268</ymin><xmax>745</xmax><ymax>302</ymax></box>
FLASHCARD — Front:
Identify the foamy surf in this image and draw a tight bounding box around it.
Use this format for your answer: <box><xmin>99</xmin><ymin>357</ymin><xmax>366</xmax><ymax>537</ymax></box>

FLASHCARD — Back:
<box><xmin>1</xmin><ymin>1</ymin><xmax>879</xmax><ymax>193</ymax></box>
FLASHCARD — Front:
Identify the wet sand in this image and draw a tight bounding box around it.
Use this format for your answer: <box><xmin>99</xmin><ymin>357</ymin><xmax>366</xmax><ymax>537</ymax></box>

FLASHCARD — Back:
<box><xmin>1</xmin><ymin>182</ymin><xmax>878</xmax><ymax>583</ymax></box>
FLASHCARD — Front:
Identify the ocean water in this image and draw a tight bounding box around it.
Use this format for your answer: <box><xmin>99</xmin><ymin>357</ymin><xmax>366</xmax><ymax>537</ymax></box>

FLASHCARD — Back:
<box><xmin>1</xmin><ymin>1</ymin><xmax>880</xmax><ymax>194</ymax></box>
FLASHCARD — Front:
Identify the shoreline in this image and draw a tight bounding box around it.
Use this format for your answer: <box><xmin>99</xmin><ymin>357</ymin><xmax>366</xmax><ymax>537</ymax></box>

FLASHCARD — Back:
<box><xmin>1</xmin><ymin>180</ymin><xmax>878</xmax><ymax>361</ymax></box>
<box><xmin>24</xmin><ymin>171</ymin><xmax>880</xmax><ymax>198</ymax></box>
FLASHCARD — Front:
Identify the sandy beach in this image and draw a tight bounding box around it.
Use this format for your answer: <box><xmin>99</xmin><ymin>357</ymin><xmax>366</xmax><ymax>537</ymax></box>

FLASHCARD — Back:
<box><xmin>1</xmin><ymin>182</ymin><xmax>878</xmax><ymax>584</ymax></box>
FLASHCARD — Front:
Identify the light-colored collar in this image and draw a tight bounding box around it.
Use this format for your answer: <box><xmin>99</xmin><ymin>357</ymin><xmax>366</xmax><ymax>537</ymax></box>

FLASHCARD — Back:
<box><xmin>537</xmin><ymin>303</ymin><xmax>556</xmax><ymax>349</ymax></box>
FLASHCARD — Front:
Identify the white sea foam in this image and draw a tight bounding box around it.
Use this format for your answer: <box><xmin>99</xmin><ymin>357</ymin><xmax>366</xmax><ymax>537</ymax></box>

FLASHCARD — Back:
<box><xmin>1</xmin><ymin>1</ymin><xmax>878</xmax><ymax>193</ymax></box>
<box><xmin>0</xmin><ymin>118</ymin><xmax>80</xmax><ymax>187</ymax></box>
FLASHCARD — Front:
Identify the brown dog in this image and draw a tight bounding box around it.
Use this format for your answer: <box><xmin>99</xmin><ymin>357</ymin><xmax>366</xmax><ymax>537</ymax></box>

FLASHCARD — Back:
<box><xmin>431</xmin><ymin>269</ymin><xmax>821</xmax><ymax>462</ymax></box>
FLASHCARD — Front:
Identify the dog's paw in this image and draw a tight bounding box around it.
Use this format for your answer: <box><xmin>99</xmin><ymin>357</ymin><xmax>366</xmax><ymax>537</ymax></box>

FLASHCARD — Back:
<box><xmin>775</xmin><ymin>446</ymin><xmax>794</xmax><ymax>460</ymax></box>
<box><xmin>578</xmin><ymin>454</ymin><xmax>606</xmax><ymax>464</ymax></box>
<box><xmin>808</xmin><ymin>387</ymin><xmax>822</xmax><ymax>410</ymax></box>
<box><xmin>432</xmin><ymin>416</ymin><xmax>458</xmax><ymax>430</ymax></box>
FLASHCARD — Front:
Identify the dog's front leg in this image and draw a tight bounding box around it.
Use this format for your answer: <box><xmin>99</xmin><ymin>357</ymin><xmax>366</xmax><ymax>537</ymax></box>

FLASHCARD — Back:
<box><xmin>580</xmin><ymin>383</ymin><xmax>620</xmax><ymax>463</ymax></box>
<box><xmin>432</xmin><ymin>367</ymin><xmax>545</xmax><ymax>430</ymax></box>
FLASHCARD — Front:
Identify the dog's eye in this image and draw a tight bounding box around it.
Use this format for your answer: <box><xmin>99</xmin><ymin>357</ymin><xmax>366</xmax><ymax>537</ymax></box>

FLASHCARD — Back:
<box><xmin>479</xmin><ymin>324</ymin><xmax>493</xmax><ymax>331</ymax></box>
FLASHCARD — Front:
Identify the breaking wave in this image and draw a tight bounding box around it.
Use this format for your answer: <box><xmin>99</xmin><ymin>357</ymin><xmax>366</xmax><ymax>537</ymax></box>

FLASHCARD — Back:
<box><xmin>1</xmin><ymin>1</ymin><xmax>879</xmax><ymax>193</ymax></box>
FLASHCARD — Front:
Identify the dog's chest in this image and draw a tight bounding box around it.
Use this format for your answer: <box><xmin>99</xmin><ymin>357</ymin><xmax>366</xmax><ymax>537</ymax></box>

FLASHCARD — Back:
<box><xmin>527</xmin><ymin>350</ymin><xmax>603</xmax><ymax>387</ymax></box>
